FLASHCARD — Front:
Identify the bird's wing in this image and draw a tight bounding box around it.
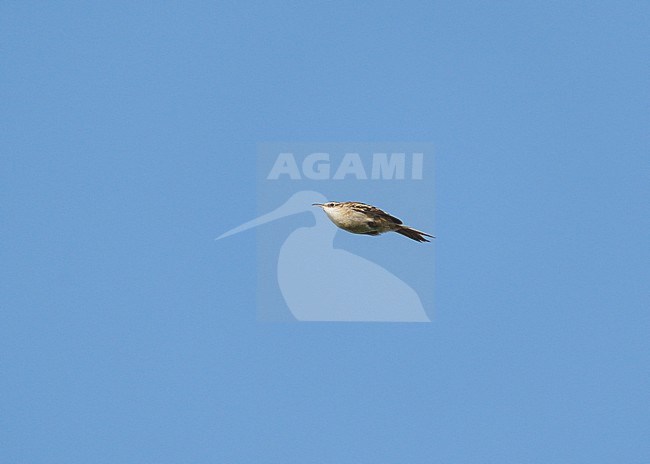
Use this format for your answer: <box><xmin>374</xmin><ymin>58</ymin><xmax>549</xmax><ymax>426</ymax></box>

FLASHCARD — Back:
<box><xmin>344</xmin><ymin>202</ymin><xmax>403</xmax><ymax>225</ymax></box>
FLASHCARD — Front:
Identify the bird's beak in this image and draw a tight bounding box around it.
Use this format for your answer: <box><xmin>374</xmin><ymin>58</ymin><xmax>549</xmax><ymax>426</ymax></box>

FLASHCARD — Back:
<box><xmin>312</xmin><ymin>203</ymin><xmax>323</xmax><ymax>207</ymax></box>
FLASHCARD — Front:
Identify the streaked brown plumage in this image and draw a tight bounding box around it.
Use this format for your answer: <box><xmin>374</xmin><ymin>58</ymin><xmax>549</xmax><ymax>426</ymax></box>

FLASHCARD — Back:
<box><xmin>312</xmin><ymin>201</ymin><xmax>434</xmax><ymax>242</ymax></box>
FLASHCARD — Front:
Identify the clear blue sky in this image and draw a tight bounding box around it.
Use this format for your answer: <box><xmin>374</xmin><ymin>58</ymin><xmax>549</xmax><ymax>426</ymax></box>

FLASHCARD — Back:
<box><xmin>2</xmin><ymin>2</ymin><xmax>648</xmax><ymax>462</ymax></box>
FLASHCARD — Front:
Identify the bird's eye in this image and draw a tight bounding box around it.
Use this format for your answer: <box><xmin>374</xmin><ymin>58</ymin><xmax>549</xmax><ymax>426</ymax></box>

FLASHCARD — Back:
<box><xmin>328</xmin><ymin>202</ymin><xmax>336</xmax><ymax>207</ymax></box>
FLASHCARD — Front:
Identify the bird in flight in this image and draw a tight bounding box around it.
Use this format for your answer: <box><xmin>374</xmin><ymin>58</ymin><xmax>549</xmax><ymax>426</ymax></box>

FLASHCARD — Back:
<box><xmin>312</xmin><ymin>201</ymin><xmax>434</xmax><ymax>242</ymax></box>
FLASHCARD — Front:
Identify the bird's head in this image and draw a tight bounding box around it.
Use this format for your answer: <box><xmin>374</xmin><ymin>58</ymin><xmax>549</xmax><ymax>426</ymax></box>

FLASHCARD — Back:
<box><xmin>312</xmin><ymin>201</ymin><xmax>343</xmax><ymax>211</ymax></box>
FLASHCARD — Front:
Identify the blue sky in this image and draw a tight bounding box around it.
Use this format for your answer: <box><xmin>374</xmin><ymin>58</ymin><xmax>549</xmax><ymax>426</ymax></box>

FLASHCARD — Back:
<box><xmin>2</xmin><ymin>1</ymin><xmax>648</xmax><ymax>462</ymax></box>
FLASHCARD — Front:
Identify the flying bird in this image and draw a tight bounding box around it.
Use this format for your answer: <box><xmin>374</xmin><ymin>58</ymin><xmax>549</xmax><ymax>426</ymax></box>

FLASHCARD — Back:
<box><xmin>313</xmin><ymin>201</ymin><xmax>434</xmax><ymax>242</ymax></box>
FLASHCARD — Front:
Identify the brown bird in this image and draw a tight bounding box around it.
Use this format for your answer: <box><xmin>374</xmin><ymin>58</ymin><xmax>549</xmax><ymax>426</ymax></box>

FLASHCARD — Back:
<box><xmin>312</xmin><ymin>201</ymin><xmax>434</xmax><ymax>242</ymax></box>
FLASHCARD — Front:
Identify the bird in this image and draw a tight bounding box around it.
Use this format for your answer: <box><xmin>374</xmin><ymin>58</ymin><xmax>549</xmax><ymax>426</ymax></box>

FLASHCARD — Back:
<box><xmin>312</xmin><ymin>201</ymin><xmax>434</xmax><ymax>242</ymax></box>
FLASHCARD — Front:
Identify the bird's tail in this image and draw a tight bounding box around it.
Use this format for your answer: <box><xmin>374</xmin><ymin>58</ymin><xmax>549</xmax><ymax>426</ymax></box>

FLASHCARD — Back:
<box><xmin>395</xmin><ymin>226</ymin><xmax>435</xmax><ymax>243</ymax></box>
